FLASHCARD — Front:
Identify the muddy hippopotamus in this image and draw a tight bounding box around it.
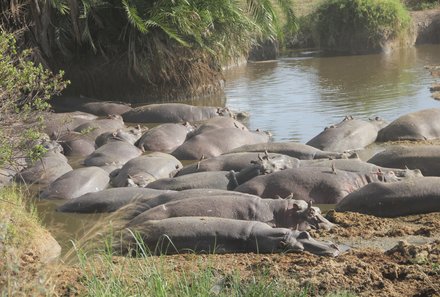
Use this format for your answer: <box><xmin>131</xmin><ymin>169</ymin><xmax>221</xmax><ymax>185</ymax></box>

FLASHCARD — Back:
<box><xmin>127</xmin><ymin>195</ymin><xmax>334</xmax><ymax>231</ymax></box>
<box><xmin>148</xmin><ymin>154</ymin><xmax>298</xmax><ymax>191</ymax></box>
<box><xmin>172</xmin><ymin>128</ymin><xmax>271</xmax><ymax>160</ymax></box>
<box><xmin>367</xmin><ymin>145</ymin><xmax>440</xmax><ymax>176</ymax></box>
<box><xmin>43</xmin><ymin>111</ymin><xmax>98</xmax><ymax>138</ymax></box>
<box><xmin>57</xmin><ymin>131</ymin><xmax>96</xmax><ymax>157</ymax></box>
<box><xmin>336</xmin><ymin>177</ymin><xmax>440</xmax><ymax>217</ymax></box>
<box><xmin>235</xmin><ymin>167</ymin><xmax>399</xmax><ymax>203</ymax></box>
<box><xmin>74</xmin><ymin>115</ymin><xmax>125</xmax><ymax>140</ymax></box>
<box><xmin>95</xmin><ymin>126</ymin><xmax>144</xmax><ymax>148</ymax></box>
<box><xmin>122</xmin><ymin>103</ymin><xmax>235</xmax><ymax>123</ymax></box>
<box><xmin>135</xmin><ymin>123</ymin><xmax>194</xmax><ymax>153</ymax></box>
<box><xmin>57</xmin><ymin>188</ymin><xmax>173</xmax><ymax>213</ymax></box>
<box><xmin>189</xmin><ymin>117</ymin><xmax>248</xmax><ymax>137</ymax></box>
<box><xmin>111</xmin><ymin>152</ymin><xmax>182</xmax><ymax>187</ymax></box>
<box><xmin>118</xmin><ymin>189</ymin><xmax>259</xmax><ymax>221</ymax></box>
<box><xmin>51</xmin><ymin>96</ymin><xmax>132</xmax><ymax>116</ymax></box>
<box><xmin>14</xmin><ymin>151</ymin><xmax>73</xmax><ymax>185</ymax></box>
<box><xmin>228</xmin><ymin>142</ymin><xmax>358</xmax><ymax>160</ymax></box>
<box><xmin>377</xmin><ymin>108</ymin><xmax>440</xmax><ymax>142</ymax></box>
<box><xmin>306</xmin><ymin>116</ymin><xmax>387</xmax><ymax>152</ymax></box>
<box><xmin>40</xmin><ymin>166</ymin><xmax>109</xmax><ymax>199</ymax></box>
<box><xmin>176</xmin><ymin>152</ymin><xmax>300</xmax><ymax>176</ymax></box>
<box><xmin>116</xmin><ymin>217</ymin><xmax>341</xmax><ymax>256</ymax></box>
<box><xmin>300</xmin><ymin>158</ymin><xmax>423</xmax><ymax>179</ymax></box>
<box><xmin>84</xmin><ymin>142</ymin><xmax>143</xmax><ymax>167</ymax></box>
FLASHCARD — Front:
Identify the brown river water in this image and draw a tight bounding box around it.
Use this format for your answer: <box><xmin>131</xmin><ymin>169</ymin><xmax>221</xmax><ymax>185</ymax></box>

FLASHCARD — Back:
<box><xmin>37</xmin><ymin>44</ymin><xmax>440</xmax><ymax>253</ymax></box>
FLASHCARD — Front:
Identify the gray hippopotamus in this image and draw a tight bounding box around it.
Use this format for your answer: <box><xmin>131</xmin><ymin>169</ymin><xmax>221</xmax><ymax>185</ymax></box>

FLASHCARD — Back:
<box><xmin>367</xmin><ymin>145</ymin><xmax>440</xmax><ymax>176</ymax></box>
<box><xmin>377</xmin><ymin>108</ymin><xmax>440</xmax><ymax>142</ymax></box>
<box><xmin>127</xmin><ymin>195</ymin><xmax>334</xmax><ymax>231</ymax></box>
<box><xmin>228</xmin><ymin>142</ymin><xmax>358</xmax><ymax>160</ymax></box>
<box><xmin>111</xmin><ymin>152</ymin><xmax>182</xmax><ymax>187</ymax></box>
<box><xmin>51</xmin><ymin>96</ymin><xmax>133</xmax><ymax>116</ymax></box>
<box><xmin>135</xmin><ymin>123</ymin><xmax>194</xmax><ymax>153</ymax></box>
<box><xmin>122</xmin><ymin>103</ymin><xmax>235</xmax><ymax>123</ymax></box>
<box><xmin>43</xmin><ymin>111</ymin><xmax>98</xmax><ymax>139</ymax></box>
<box><xmin>172</xmin><ymin>128</ymin><xmax>271</xmax><ymax>160</ymax></box>
<box><xmin>300</xmin><ymin>158</ymin><xmax>423</xmax><ymax>179</ymax></box>
<box><xmin>117</xmin><ymin>189</ymin><xmax>259</xmax><ymax>221</ymax></box>
<box><xmin>176</xmin><ymin>152</ymin><xmax>300</xmax><ymax>176</ymax></box>
<box><xmin>235</xmin><ymin>166</ymin><xmax>400</xmax><ymax>203</ymax></box>
<box><xmin>95</xmin><ymin>126</ymin><xmax>144</xmax><ymax>148</ymax></box>
<box><xmin>14</xmin><ymin>151</ymin><xmax>73</xmax><ymax>185</ymax></box>
<box><xmin>57</xmin><ymin>131</ymin><xmax>96</xmax><ymax>157</ymax></box>
<box><xmin>336</xmin><ymin>177</ymin><xmax>440</xmax><ymax>217</ymax></box>
<box><xmin>84</xmin><ymin>141</ymin><xmax>143</xmax><ymax>167</ymax></box>
<box><xmin>189</xmin><ymin>117</ymin><xmax>248</xmax><ymax>137</ymax></box>
<box><xmin>306</xmin><ymin>116</ymin><xmax>387</xmax><ymax>152</ymax></box>
<box><xmin>74</xmin><ymin>115</ymin><xmax>125</xmax><ymax>140</ymax></box>
<box><xmin>148</xmin><ymin>154</ymin><xmax>298</xmax><ymax>191</ymax></box>
<box><xmin>116</xmin><ymin>217</ymin><xmax>341</xmax><ymax>256</ymax></box>
<box><xmin>40</xmin><ymin>166</ymin><xmax>109</xmax><ymax>199</ymax></box>
<box><xmin>57</xmin><ymin>188</ymin><xmax>173</xmax><ymax>213</ymax></box>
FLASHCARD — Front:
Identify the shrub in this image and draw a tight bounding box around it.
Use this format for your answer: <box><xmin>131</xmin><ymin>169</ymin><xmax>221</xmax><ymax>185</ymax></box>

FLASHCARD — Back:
<box><xmin>314</xmin><ymin>0</ymin><xmax>411</xmax><ymax>52</ymax></box>
<box><xmin>0</xmin><ymin>30</ymin><xmax>68</xmax><ymax>169</ymax></box>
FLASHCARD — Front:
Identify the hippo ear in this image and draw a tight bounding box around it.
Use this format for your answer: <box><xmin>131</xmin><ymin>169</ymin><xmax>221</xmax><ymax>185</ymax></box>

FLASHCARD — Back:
<box><xmin>307</xmin><ymin>201</ymin><xmax>313</xmax><ymax>209</ymax></box>
<box><xmin>285</xmin><ymin>193</ymin><xmax>293</xmax><ymax>200</ymax></box>
<box><xmin>257</xmin><ymin>154</ymin><xmax>263</xmax><ymax>161</ymax></box>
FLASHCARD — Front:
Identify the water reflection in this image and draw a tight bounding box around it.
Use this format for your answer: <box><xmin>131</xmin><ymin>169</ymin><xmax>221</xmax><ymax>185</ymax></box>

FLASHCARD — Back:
<box><xmin>224</xmin><ymin>44</ymin><xmax>440</xmax><ymax>142</ymax></box>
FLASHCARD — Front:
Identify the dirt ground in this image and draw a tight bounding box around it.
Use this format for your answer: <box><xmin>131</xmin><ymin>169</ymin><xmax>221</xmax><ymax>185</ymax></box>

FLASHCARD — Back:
<box><xmin>48</xmin><ymin>211</ymin><xmax>440</xmax><ymax>297</ymax></box>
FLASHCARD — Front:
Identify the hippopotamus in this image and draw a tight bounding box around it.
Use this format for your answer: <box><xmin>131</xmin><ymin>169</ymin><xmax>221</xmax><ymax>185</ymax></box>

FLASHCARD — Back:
<box><xmin>40</xmin><ymin>166</ymin><xmax>109</xmax><ymax>199</ymax></box>
<box><xmin>189</xmin><ymin>117</ymin><xmax>248</xmax><ymax>137</ymax></box>
<box><xmin>51</xmin><ymin>96</ymin><xmax>132</xmax><ymax>116</ymax></box>
<box><xmin>176</xmin><ymin>152</ymin><xmax>300</xmax><ymax>176</ymax></box>
<box><xmin>377</xmin><ymin>108</ymin><xmax>440</xmax><ymax>142</ymax></box>
<box><xmin>57</xmin><ymin>131</ymin><xmax>96</xmax><ymax>157</ymax></box>
<box><xmin>336</xmin><ymin>177</ymin><xmax>440</xmax><ymax>217</ymax></box>
<box><xmin>127</xmin><ymin>195</ymin><xmax>334</xmax><ymax>231</ymax></box>
<box><xmin>111</xmin><ymin>152</ymin><xmax>182</xmax><ymax>187</ymax></box>
<box><xmin>14</xmin><ymin>151</ymin><xmax>73</xmax><ymax>185</ymax></box>
<box><xmin>57</xmin><ymin>188</ymin><xmax>173</xmax><ymax>213</ymax></box>
<box><xmin>43</xmin><ymin>111</ymin><xmax>98</xmax><ymax>138</ymax></box>
<box><xmin>135</xmin><ymin>123</ymin><xmax>194</xmax><ymax>153</ymax></box>
<box><xmin>234</xmin><ymin>166</ymin><xmax>400</xmax><ymax>203</ymax></box>
<box><xmin>84</xmin><ymin>142</ymin><xmax>143</xmax><ymax>167</ymax></box>
<box><xmin>228</xmin><ymin>142</ymin><xmax>358</xmax><ymax>160</ymax></box>
<box><xmin>172</xmin><ymin>128</ymin><xmax>271</xmax><ymax>160</ymax></box>
<box><xmin>118</xmin><ymin>189</ymin><xmax>259</xmax><ymax>221</ymax></box>
<box><xmin>74</xmin><ymin>115</ymin><xmax>125</xmax><ymax>140</ymax></box>
<box><xmin>122</xmin><ymin>103</ymin><xmax>235</xmax><ymax>123</ymax></box>
<box><xmin>95</xmin><ymin>126</ymin><xmax>144</xmax><ymax>148</ymax></box>
<box><xmin>300</xmin><ymin>158</ymin><xmax>423</xmax><ymax>179</ymax></box>
<box><xmin>116</xmin><ymin>217</ymin><xmax>341</xmax><ymax>256</ymax></box>
<box><xmin>148</xmin><ymin>154</ymin><xmax>298</xmax><ymax>191</ymax></box>
<box><xmin>367</xmin><ymin>145</ymin><xmax>440</xmax><ymax>176</ymax></box>
<box><xmin>306</xmin><ymin>116</ymin><xmax>387</xmax><ymax>152</ymax></box>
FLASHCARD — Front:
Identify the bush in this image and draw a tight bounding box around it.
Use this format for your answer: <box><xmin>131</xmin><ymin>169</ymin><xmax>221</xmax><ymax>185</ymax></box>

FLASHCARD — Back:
<box><xmin>0</xmin><ymin>30</ymin><xmax>68</xmax><ymax>169</ymax></box>
<box><xmin>314</xmin><ymin>0</ymin><xmax>411</xmax><ymax>52</ymax></box>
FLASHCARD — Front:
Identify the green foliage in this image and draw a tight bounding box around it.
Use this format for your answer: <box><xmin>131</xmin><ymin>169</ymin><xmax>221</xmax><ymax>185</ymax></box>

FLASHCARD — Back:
<box><xmin>0</xmin><ymin>30</ymin><xmax>68</xmax><ymax>168</ymax></box>
<box><xmin>314</xmin><ymin>0</ymin><xmax>410</xmax><ymax>52</ymax></box>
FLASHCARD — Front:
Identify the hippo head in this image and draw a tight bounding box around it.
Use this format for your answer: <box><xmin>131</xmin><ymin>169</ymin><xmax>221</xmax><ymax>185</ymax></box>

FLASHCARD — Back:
<box><xmin>284</xmin><ymin>200</ymin><xmax>335</xmax><ymax>231</ymax></box>
<box><xmin>127</xmin><ymin>174</ymin><xmax>155</xmax><ymax>188</ymax></box>
<box><xmin>393</xmin><ymin>168</ymin><xmax>423</xmax><ymax>179</ymax></box>
<box><xmin>369</xmin><ymin>116</ymin><xmax>388</xmax><ymax>130</ymax></box>
<box><xmin>283</xmin><ymin>230</ymin><xmax>340</xmax><ymax>257</ymax></box>
<box><xmin>250</xmin><ymin>152</ymin><xmax>300</xmax><ymax>175</ymax></box>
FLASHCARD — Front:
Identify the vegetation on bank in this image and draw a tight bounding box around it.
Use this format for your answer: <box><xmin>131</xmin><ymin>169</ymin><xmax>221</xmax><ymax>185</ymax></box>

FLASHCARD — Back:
<box><xmin>313</xmin><ymin>0</ymin><xmax>410</xmax><ymax>52</ymax></box>
<box><xmin>1</xmin><ymin>0</ymin><xmax>297</xmax><ymax>100</ymax></box>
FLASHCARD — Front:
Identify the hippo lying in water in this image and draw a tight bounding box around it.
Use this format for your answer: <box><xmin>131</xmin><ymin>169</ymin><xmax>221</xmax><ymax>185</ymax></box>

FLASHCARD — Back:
<box><xmin>377</xmin><ymin>108</ymin><xmax>440</xmax><ymax>142</ymax></box>
<box><xmin>116</xmin><ymin>217</ymin><xmax>341</xmax><ymax>256</ymax></box>
<box><xmin>336</xmin><ymin>177</ymin><xmax>440</xmax><ymax>217</ymax></box>
<box><xmin>126</xmin><ymin>195</ymin><xmax>334</xmax><ymax>231</ymax></box>
<box><xmin>306</xmin><ymin>116</ymin><xmax>387</xmax><ymax>152</ymax></box>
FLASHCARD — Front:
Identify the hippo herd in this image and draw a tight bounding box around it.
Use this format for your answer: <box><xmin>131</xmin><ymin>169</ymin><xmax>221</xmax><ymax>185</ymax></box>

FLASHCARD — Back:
<box><xmin>4</xmin><ymin>99</ymin><xmax>440</xmax><ymax>257</ymax></box>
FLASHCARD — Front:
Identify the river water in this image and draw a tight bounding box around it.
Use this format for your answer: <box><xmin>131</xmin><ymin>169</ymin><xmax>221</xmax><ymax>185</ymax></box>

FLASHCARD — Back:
<box><xmin>39</xmin><ymin>44</ymin><xmax>440</xmax><ymax>253</ymax></box>
<box><xmin>224</xmin><ymin>44</ymin><xmax>440</xmax><ymax>143</ymax></box>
